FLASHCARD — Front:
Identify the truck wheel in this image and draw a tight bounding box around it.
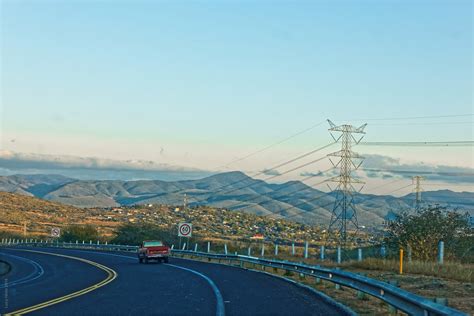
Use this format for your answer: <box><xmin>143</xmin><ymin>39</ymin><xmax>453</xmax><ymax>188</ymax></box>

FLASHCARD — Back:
<box><xmin>139</xmin><ymin>257</ymin><xmax>143</xmax><ymax>264</ymax></box>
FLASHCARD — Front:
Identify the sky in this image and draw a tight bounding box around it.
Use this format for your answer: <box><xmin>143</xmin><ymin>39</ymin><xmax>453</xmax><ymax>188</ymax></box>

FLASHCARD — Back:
<box><xmin>0</xmin><ymin>0</ymin><xmax>473</xmax><ymax>194</ymax></box>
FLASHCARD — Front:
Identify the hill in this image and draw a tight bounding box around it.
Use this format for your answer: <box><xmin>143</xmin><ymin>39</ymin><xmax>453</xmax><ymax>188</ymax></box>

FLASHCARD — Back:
<box><xmin>1</xmin><ymin>173</ymin><xmax>472</xmax><ymax>226</ymax></box>
<box><xmin>0</xmin><ymin>191</ymin><xmax>118</xmax><ymax>237</ymax></box>
<box><xmin>0</xmin><ymin>192</ymin><xmax>325</xmax><ymax>243</ymax></box>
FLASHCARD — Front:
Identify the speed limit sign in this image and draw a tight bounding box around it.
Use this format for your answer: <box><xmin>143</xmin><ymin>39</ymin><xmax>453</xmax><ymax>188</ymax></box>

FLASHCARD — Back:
<box><xmin>51</xmin><ymin>227</ymin><xmax>61</xmax><ymax>238</ymax></box>
<box><xmin>178</xmin><ymin>223</ymin><xmax>192</xmax><ymax>237</ymax></box>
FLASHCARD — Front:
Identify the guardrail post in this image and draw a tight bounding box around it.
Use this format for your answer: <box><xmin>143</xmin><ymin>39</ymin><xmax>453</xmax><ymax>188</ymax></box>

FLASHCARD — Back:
<box><xmin>82</xmin><ymin>240</ymin><xmax>84</xmax><ymax>244</ymax></box>
<box><xmin>223</xmin><ymin>244</ymin><xmax>227</xmax><ymax>254</ymax></box>
<box><xmin>248</xmin><ymin>247</ymin><xmax>251</xmax><ymax>256</ymax></box>
<box><xmin>438</xmin><ymin>241</ymin><xmax>444</xmax><ymax>265</ymax></box>
<box><xmin>182</xmin><ymin>243</ymin><xmax>186</xmax><ymax>250</ymax></box>
<box><xmin>194</xmin><ymin>243</ymin><xmax>198</xmax><ymax>252</ymax></box>
<box><xmin>304</xmin><ymin>241</ymin><xmax>308</xmax><ymax>259</ymax></box>
<box><xmin>335</xmin><ymin>267</ymin><xmax>341</xmax><ymax>290</ymax></box>
<box><xmin>337</xmin><ymin>246</ymin><xmax>342</xmax><ymax>264</ymax></box>
<box><xmin>105</xmin><ymin>241</ymin><xmax>108</xmax><ymax>245</ymax></box>
<box><xmin>380</xmin><ymin>245</ymin><xmax>386</xmax><ymax>258</ymax></box>
<box><xmin>274</xmin><ymin>244</ymin><xmax>278</xmax><ymax>256</ymax></box>
<box><xmin>358</xmin><ymin>248</ymin><xmax>362</xmax><ymax>262</ymax></box>
<box><xmin>89</xmin><ymin>240</ymin><xmax>92</xmax><ymax>245</ymax></box>
<box><xmin>171</xmin><ymin>244</ymin><xmax>174</xmax><ymax>250</ymax></box>
<box><xmin>207</xmin><ymin>241</ymin><xmax>211</xmax><ymax>253</ymax></box>
<box><xmin>261</xmin><ymin>244</ymin><xmax>265</xmax><ymax>257</ymax></box>
<box><xmin>434</xmin><ymin>297</ymin><xmax>448</xmax><ymax>306</ymax></box>
<box><xmin>291</xmin><ymin>242</ymin><xmax>295</xmax><ymax>256</ymax></box>
<box><xmin>320</xmin><ymin>245</ymin><xmax>325</xmax><ymax>260</ymax></box>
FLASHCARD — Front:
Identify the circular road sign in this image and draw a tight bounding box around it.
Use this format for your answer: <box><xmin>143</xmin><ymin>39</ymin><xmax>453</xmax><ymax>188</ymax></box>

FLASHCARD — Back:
<box><xmin>51</xmin><ymin>227</ymin><xmax>61</xmax><ymax>238</ymax></box>
<box><xmin>178</xmin><ymin>223</ymin><xmax>192</xmax><ymax>237</ymax></box>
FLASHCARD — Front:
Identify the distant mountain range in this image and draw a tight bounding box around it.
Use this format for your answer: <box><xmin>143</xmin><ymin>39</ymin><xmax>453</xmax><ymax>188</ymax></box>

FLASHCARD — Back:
<box><xmin>1</xmin><ymin>172</ymin><xmax>472</xmax><ymax>226</ymax></box>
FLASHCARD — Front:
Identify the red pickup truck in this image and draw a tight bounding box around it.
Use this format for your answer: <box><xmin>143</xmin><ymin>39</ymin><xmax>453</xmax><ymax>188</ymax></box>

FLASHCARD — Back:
<box><xmin>138</xmin><ymin>240</ymin><xmax>170</xmax><ymax>263</ymax></box>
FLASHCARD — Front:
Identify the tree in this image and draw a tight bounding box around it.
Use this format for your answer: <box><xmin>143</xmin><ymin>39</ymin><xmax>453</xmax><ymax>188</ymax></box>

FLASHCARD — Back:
<box><xmin>385</xmin><ymin>205</ymin><xmax>472</xmax><ymax>261</ymax></box>
<box><xmin>61</xmin><ymin>224</ymin><xmax>99</xmax><ymax>242</ymax></box>
<box><xmin>111</xmin><ymin>223</ymin><xmax>176</xmax><ymax>245</ymax></box>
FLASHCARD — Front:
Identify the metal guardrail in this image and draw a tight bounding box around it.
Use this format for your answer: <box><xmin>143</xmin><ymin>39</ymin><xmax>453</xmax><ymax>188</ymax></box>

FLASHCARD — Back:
<box><xmin>0</xmin><ymin>239</ymin><xmax>467</xmax><ymax>316</ymax></box>
<box><xmin>0</xmin><ymin>239</ymin><xmax>138</xmax><ymax>252</ymax></box>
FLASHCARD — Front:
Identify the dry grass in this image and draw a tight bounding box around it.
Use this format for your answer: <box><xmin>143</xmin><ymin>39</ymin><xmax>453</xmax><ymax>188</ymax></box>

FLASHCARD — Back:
<box><xmin>346</xmin><ymin>258</ymin><xmax>474</xmax><ymax>283</ymax></box>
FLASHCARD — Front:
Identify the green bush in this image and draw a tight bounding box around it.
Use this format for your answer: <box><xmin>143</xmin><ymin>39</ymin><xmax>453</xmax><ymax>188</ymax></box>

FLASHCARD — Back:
<box><xmin>111</xmin><ymin>223</ymin><xmax>177</xmax><ymax>246</ymax></box>
<box><xmin>385</xmin><ymin>205</ymin><xmax>472</xmax><ymax>262</ymax></box>
<box><xmin>60</xmin><ymin>224</ymin><xmax>99</xmax><ymax>242</ymax></box>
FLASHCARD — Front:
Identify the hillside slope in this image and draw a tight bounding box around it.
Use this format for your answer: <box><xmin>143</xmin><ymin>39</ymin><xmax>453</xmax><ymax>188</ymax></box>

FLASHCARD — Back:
<box><xmin>1</xmin><ymin>173</ymin><xmax>472</xmax><ymax>226</ymax></box>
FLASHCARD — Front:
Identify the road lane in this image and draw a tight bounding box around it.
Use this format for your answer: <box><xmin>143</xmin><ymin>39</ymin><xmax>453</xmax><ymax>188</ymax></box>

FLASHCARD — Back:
<box><xmin>0</xmin><ymin>252</ymin><xmax>44</xmax><ymax>289</ymax></box>
<box><xmin>1</xmin><ymin>248</ymin><xmax>351</xmax><ymax>315</ymax></box>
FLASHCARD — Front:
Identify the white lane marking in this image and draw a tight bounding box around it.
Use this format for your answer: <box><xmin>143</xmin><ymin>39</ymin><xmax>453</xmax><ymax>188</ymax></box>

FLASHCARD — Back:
<box><xmin>0</xmin><ymin>252</ymin><xmax>45</xmax><ymax>289</ymax></box>
<box><xmin>38</xmin><ymin>249</ymin><xmax>225</xmax><ymax>316</ymax></box>
<box><xmin>166</xmin><ymin>263</ymin><xmax>225</xmax><ymax>316</ymax></box>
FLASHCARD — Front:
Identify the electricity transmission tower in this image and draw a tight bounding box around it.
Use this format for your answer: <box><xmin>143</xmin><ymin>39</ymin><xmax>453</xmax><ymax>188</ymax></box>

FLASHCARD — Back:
<box><xmin>183</xmin><ymin>193</ymin><xmax>188</xmax><ymax>210</ymax></box>
<box><xmin>326</xmin><ymin>120</ymin><xmax>367</xmax><ymax>247</ymax></box>
<box><xmin>412</xmin><ymin>176</ymin><xmax>425</xmax><ymax>210</ymax></box>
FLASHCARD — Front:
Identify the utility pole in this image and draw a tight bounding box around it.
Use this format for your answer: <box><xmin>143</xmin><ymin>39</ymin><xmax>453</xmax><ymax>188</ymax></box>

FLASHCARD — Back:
<box><xmin>326</xmin><ymin>120</ymin><xmax>367</xmax><ymax>248</ymax></box>
<box><xmin>412</xmin><ymin>176</ymin><xmax>425</xmax><ymax>210</ymax></box>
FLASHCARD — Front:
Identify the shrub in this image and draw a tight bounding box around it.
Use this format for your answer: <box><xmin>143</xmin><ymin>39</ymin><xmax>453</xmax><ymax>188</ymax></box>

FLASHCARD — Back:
<box><xmin>60</xmin><ymin>224</ymin><xmax>99</xmax><ymax>242</ymax></box>
<box><xmin>111</xmin><ymin>223</ymin><xmax>177</xmax><ymax>246</ymax></box>
<box><xmin>385</xmin><ymin>205</ymin><xmax>472</xmax><ymax>262</ymax></box>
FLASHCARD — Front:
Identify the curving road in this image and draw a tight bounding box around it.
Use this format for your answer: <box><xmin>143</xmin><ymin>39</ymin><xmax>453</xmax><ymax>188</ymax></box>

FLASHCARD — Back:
<box><xmin>0</xmin><ymin>247</ymin><xmax>351</xmax><ymax>315</ymax></box>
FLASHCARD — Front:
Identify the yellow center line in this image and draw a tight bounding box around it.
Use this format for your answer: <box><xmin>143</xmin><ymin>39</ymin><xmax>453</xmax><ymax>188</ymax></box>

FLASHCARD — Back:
<box><xmin>5</xmin><ymin>249</ymin><xmax>118</xmax><ymax>315</ymax></box>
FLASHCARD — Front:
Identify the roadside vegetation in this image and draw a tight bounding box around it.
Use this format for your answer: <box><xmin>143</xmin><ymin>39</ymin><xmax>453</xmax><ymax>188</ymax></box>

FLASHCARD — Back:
<box><xmin>385</xmin><ymin>205</ymin><xmax>473</xmax><ymax>263</ymax></box>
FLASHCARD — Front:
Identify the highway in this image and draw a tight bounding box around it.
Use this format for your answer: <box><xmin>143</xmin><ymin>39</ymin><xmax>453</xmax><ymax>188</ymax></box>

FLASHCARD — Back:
<box><xmin>0</xmin><ymin>247</ymin><xmax>351</xmax><ymax>315</ymax></box>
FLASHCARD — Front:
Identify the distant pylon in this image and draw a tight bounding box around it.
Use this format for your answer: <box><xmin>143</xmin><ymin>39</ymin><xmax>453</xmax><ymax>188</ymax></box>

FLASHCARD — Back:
<box><xmin>183</xmin><ymin>193</ymin><xmax>188</xmax><ymax>210</ymax></box>
<box><xmin>326</xmin><ymin>120</ymin><xmax>367</xmax><ymax>248</ymax></box>
<box><xmin>412</xmin><ymin>176</ymin><xmax>425</xmax><ymax>210</ymax></box>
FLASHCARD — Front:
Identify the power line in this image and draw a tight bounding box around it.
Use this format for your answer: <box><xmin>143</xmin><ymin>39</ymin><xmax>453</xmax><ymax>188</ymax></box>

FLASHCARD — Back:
<box><xmin>264</xmin><ymin>192</ymin><xmax>333</xmax><ymax>221</ymax></box>
<box><xmin>351</xmin><ymin>113</ymin><xmax>473</xmax><ymax>121</ymax></box>
<box><xmin>360</xmin><ymin>168</ymin><xmax>474</xmax><ymax>177</ymax></box>
<box><xmin>201</xmin><ymin>154</ymin><xmax>330</xmax><ymax>204</ymax></box>
<box><xmin>229</xmin><ymin>174</ymin><xmax>332</xmax><ymax>214</ymax></box>
<box><xmin>215</xmin><ymin>120</ymin><xmax>327</xmax><ymax>170</ymax></box>
<box><xmin>187</xmin><ymin>142</ymin><xmax>336</xmax><ymax>205</ymax></box>
<box><xmin>381</xmin><ymin>184</ymin><xmax>413</xmax><ymax>195</ymax></box>
<box><xmin>368</xmin><ymin>121</ymin><xmax>474</xmax><ymax>126</ymax></box>
<box><xmin>359</xmin><ymin>141</ymin><xmax>474</xmax><ymax>147</ymax></box>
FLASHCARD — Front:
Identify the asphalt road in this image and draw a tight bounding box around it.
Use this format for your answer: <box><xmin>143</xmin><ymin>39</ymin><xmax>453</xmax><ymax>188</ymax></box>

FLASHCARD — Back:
<box><xmin>0</xmin><ymin>247</ymin><xmax>351</xmax><ymax>315</ymax></box>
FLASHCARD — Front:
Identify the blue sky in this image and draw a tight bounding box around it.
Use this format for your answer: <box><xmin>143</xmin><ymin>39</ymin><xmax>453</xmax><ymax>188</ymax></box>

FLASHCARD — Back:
<box><xmin>0</xmin><ymin>0</ymin><xmax>472</xmax><ymax>192</ymax></box>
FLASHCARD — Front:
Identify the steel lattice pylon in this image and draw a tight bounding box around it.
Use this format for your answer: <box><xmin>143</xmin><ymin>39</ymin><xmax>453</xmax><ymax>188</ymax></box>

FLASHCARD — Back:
<box><xmin>412</xmin><ymin>176</ymin><xmax>425</xmax><ymax>210</ymax></box>
<box><xmin>326</xmin><ymin>120</ymin><xmax>367</xmax><ymax>247</ymax></box>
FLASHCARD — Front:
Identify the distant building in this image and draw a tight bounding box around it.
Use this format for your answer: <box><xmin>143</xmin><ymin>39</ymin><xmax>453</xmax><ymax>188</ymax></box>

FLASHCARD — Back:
<box><xmin>250</xmin><ymin>233</ymin><xmax>264</xmax><ymax>240</ymax></box>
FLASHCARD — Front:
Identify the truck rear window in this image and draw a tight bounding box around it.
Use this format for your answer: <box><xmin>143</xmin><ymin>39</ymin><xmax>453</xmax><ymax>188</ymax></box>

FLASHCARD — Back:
<box><xmin>144</xmin><ymin>241</ymin><xmax>163</xmax><ymax>247</ymax></box>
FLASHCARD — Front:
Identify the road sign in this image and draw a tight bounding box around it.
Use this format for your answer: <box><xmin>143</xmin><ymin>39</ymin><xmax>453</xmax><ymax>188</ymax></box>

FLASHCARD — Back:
<box><xmin>178</xmin><ymin>223</ymin><xmax>192</xmax><ymax>237</ymax></box>
<box><xmin>51</xmin><ymin>227</ymin><xmax>61</xmax><ymax>238</ymax></box>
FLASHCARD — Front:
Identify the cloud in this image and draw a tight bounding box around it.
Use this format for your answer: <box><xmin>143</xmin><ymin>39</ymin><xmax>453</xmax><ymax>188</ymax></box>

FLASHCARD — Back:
<box><xmin>362</xmin><ymin>154</ymin><xmax>474</xmax><ymax>184</ymax></box>
<box><xmin>0</xmin><ymin>151</ymin><xmax>213</xmax><ymax>181</ymax></box>
<box><xmin>300</xmin><ymin>169</ymin><xmax>338</xmax><ymax>177</ymax></box>
<box><xmin>261</xmin><ymin>168</ymin><xmax>281</xmax><ymax>176</ymax></box>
